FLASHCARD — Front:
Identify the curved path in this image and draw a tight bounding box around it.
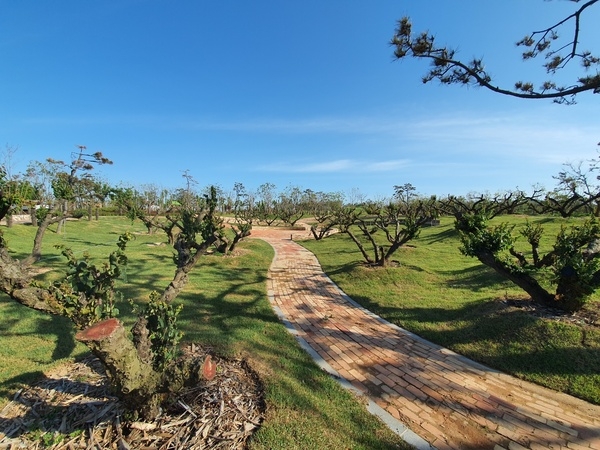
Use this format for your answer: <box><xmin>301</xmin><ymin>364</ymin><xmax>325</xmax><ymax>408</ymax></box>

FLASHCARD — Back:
<box><xmin>251</xmin><ymin>227</ymin><xmax>600</xmax><ymax>450</ymax></box>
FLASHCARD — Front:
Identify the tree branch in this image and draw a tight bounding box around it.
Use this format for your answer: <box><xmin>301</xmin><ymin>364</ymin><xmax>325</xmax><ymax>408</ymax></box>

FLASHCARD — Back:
<box><xmin>391</xmin><ymin>4</ymin><xmax>600</xmax><ymax>104</ymax></box>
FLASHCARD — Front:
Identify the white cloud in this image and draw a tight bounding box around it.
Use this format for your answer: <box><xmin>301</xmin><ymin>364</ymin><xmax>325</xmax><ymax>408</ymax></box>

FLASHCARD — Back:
<box><xmin>404</xmin><ymin>110</ymin><xmax>599</xmax><ymax>164</ymax></box>
<box><xmin>18</xmin><ymin>108</ymin><xmax>598</xmax><ymax>167</ymax></box>
<box><xmin>187</xmin><ymin>116</ymin><xmax>403</xmax><ymax>134</ymax></box>
<box><xmin>259</xmin><ymin>158</ymin><xmax>411</xmax><ymax>173</ymax></box>
<box><xmin>365</xmin><ymin>160</ymin><xmax>410</xmax><ymax>171</ymax></box>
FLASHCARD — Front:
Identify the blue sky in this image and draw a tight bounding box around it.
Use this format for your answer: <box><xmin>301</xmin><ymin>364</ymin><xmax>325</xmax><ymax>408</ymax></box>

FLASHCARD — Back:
<box><xmin>1</xmin><ymin>1</ymin><xmax>599</xmax><ymax>200</ymax></box>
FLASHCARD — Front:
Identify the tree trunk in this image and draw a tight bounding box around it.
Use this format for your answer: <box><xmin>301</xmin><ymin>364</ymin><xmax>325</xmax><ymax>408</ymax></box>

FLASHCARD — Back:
<box><xmin>57</xmin><ymin>201</ymin><xmax>68</xmax><ymax>234</ymax></box>
<box><xmin>477</xmin><ymin>251</ymin><xmax>555</xmax><ymax>305</ymax></box>
<box><xmin>0</xmin><ymin>246</ymin><xmax>61</xmax><ymax>314</ymax></box>
<box><xmin>310</xmin><ymin>225</ymin><xmax>320</xmax><ymax>240</ymax></box>
<box><xmin>381</xmin><ymin>241</ymin><xmax>403</xmax><ymax>266</ymax></box>
<box><xmin>76</xmin><ymin>318</ymin><xmax>163</xmax><ymax>419</ymax></box>
<box><xmin>161</xmin><ymin>236</ymin><xmax>218</xmax><ymax>304</ymax></box>
<box><xmin>361</xmin><ymin>226</ymin><xmax>380</xmax><ymax>264</ymax></box>
<box><xmin>310</xmin><ymin>223</ymin><xmax>333</xmax><ymax>240</ymax></box>
<box><xmin>377</xmin><ymin>246</ymin><xmax>387</xmax><ymax>267</ymax></box>
<box><xmin>21</xmin><ymin>214</ymin><xmax>65</xmax><ymax>267</ymax></box>
<box><xmin>554</xmin><ymin>265</ymin><xmax>596</xmax><ymax>312</ymax></box>
<box><xmin>228</xmin><ymin>225</ymin><xmax>251</xmax><ymax>252</ymax></box>
<box><xmin>344</xmin><ymin>229</ymin><xmax>374</xmax><ymax>264</ymax></box>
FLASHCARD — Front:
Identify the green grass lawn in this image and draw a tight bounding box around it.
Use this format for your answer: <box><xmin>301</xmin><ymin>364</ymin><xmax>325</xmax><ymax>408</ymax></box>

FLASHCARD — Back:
<box><xmin>300</xmin><ymin>215</ymin><xmax>600</xmax><ymax>405</ymax></box>
<box><xmin>0</xmin><ymin>217</ymin><xmax>409</xmax><ymax>450</ymax></box>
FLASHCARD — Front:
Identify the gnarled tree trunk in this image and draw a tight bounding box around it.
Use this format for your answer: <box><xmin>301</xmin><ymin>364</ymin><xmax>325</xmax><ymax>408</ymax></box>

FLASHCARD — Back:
<box><xmin>476</xmin><ymin>251</ymin><xmax>555</xmax><ymax>305</ymax></box>
<box><xmin>21</xmin><ymin>213</ymin><xmax>66</xmax><ymax>266</ymax></box>
<box><xmin>76</xmin><ymin>318</ymin><xmax>163</xmax><ymax>418</ymax></box>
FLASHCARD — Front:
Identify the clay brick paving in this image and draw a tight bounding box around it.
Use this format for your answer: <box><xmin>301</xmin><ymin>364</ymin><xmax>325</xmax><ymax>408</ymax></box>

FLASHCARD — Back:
<box><xmin>251</xmin><ymin>227</ymin><xmax>600</xmax><ymax>450</ymax></box>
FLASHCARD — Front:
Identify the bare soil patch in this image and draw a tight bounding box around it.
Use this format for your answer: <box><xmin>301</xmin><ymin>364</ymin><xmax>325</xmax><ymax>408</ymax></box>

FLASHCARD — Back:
<box><xmin>501</xmin><ymin>297</ymin><xmax>600</xmax><ymax>327</ymax></box>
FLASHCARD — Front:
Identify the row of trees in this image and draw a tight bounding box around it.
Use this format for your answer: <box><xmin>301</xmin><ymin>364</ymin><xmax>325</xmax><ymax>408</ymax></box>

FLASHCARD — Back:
<box><xmin>3</xmin><ymin>155</ymin><xmax>600</xmax><ymax>447</ymax></box>
<box><xmin>4</xmin><ymin>146</ymin><xmax>600</xmax><ymax>310</ymax></box>
<box><xmin>296</xmin><ymin>176</ymin><xmax>600</xmax><ymax>314</ymax></box>
<box><xmin>1</xmin><ymin>146</ymin><xmax>114</xmax><ymax>228</ymax></box>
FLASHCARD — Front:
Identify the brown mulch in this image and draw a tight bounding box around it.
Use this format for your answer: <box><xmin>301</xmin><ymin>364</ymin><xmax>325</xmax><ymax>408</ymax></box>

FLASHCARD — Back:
<box><xmin>502</xmin><ymin>297</ymin><xmax>600</xmax><ymax>327</ymax></box>
<box><xmin>0</xmin><ymin>345</ymin><xmax>265</xmax><ymax>450</ymax></box>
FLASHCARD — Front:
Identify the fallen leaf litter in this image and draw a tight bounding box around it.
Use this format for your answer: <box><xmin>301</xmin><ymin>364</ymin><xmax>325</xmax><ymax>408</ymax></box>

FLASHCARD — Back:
<box><xmin>0</xmin><ymin>345</ymin><xmax>265</xmax><ymax>449</ymax></box>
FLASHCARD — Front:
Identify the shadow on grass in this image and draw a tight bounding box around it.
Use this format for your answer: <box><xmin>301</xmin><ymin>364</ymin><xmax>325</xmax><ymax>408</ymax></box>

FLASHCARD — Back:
<box><xmin>120</xmin><ymin>252</ymin><xmax>176</xmax><ymax>301</ymax></box>
<box><xmin>55</xmin><ymin>236</ymin><xmax>114</xmax><ymax>247</ymax></box>
<box><xmin>0</xmin><ymin>363</ymin><xmax>115</xmax><ymax>442</ymax></box>
<box><xmin>337</xmin><ymin>292</ymin><xmax>600</xmax><ymax>381</ymax></box>
<box><xmin>324</xmin><ymin>260</ymin><xmax>363</xmax><ymax>277</ymax></box>
<box><xmin>0</xmin><ymin>299</ymin><xmax>81</xmax><ymax>408</ymax></box>
<box><xmin>48</xmin><ymin>315</ymin><xmax>76</xmax><ymax>360</ymax></box>
<box><xmin>242</xmin><ymin>337</ymin><xmax>411</xmax><ymax>449</ymax></box>
<box><xmin>440</xmin><ymin>264</ymin><xmax>510</xmax><ymax>291</ymax></box>
<box><xmin>176</xmin><ymin>266</ymin><xmax>278</xmax><ymax>351</ymax></box>
<box><xmin>399</xmin><ymin>263</ymin><xmax>427</xmax><ymax>273</ymax></box>
<box><xmin>417</xmin><ymin>227</ymin><xmax>458</xmax><ymax>244</ymax></box>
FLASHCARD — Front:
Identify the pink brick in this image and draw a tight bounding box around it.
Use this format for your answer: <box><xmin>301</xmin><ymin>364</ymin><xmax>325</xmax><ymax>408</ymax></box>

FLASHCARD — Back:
<box><xmin>432</xmin><ymin>438</ymin><xmax>456</xmax><ymax>450</ymax></box>
<box><xmin>398</xmin><ymin>406</ymin><xmax>423</xmax><ymax>426</ymax></box>
<box><xmin>402</xmin><ymin>373</ymin><xmax>425</xmax><ymax>388</ymax></box>
<box><xmin>508</xmin><ymin>442</ymin><xmax>529</xmax><ymax>450</ymax></box>
<box><xmin>567</xmin><ymin>442</ymin><xmax>593</xmax><ymax>450</ymax></box>
<box><xmin>420</xmin><ymin>420</ymin><xmax>446</xmax><ymax>439</ymax></box>
<box><xmin>405</xmin><ymin>384</ymin><xmax>428</xmax><ymax>402</ymax></box>
<box><xmin>394</xmin><ymin>395</ymin><xmax>426</xmax><ymax>415</ymax></box>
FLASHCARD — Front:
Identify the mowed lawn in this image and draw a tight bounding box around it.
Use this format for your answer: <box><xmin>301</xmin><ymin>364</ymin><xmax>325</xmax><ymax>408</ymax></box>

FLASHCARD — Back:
<box><xmin>0</xmin><ymin>217</ymin><xmax>409</xmax><ymax>450</ymax></box>
<box><xmin>300</xmin><ymin>215</ymin><xmax>600</xmax><ymax>405</ymax></box>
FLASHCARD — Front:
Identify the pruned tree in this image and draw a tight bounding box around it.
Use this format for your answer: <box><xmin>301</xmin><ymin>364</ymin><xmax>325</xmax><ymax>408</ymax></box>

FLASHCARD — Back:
<box><xmin>305</xmin><ymin>190</ymin><xmax>343</xmax><ymax>240</ymax></box>
<box><xmin>335</xmin><ymin>185</ymin><xmax>438</xmax><ymax>267</ymax></box>
<box><xmin>444</xmin><ymin>191</ymin><xmax>600</xmax><ymax>312</ymax></box>
<box><xmin>276</xmin><ymin>185</ymin><xmax>305</xmax><ymax>227</ymax></box>
<box><xmin>7</xmin><ymin>148</ymin><xmax>113</xmax><ymax>266</ymax></box>
<box><xmin>439</xmin><ymin>190</ymin><xmax>531</xmax><ymax>225</ymax></box>
<box><xmin>529</xmin><ymin>155</ymin><xmax>600</xmax><ymax>217</ymax></box>
<box><xmin>255</xmin><ymin>182</ymin><xmax>278</xmax><ymax>226</ymax></box>
<box><xmin>92</xmin><ymin>180</ymin><xmax>113</xmax><ymax>220</ymax></box>
<box><xmin>224</xmin><ymin>182</ymin><xmax>253</xmax><ymax>253</ymax></box>
<box><xmin>391</xmin><ymin>1</ymin><xmax>600</xmax><ymax>104</ymax></box>
<box><xmin>159</xmin><ymin>185</ymin><xmax>223</xmax><ymax>304</ymax></box>
<box><xmin>1</xmin><ymin>162</ymin><xmax>226</xmax><ymax>419</ymax></box>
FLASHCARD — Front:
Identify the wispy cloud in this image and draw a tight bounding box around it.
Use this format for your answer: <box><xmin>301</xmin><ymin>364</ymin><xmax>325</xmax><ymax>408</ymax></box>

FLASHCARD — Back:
<box><xmin>18</xmin><ymin>108</ymin><xmax>598</xmax><ymax>165</ymax></box>
<box><xmin>186</xmin><ymin>117</ymin><xmax>404</xmax><ymax>134</ymax></box>
<box><xmin>21</xmin><ymin>114</ymin><xmax>404</xmax><ymax>135</ymax></box>
<box><xmin>404</xmin><ymin>110</ymin><xmax>599</xmax><ymax>163</ymax></box>
<box><xmin>259</xmin><ymin>158</ymin><xmax>411</xmax><ymax>173</ymax></box>
<box><xmin>260</xmin><ymin>159</ymin><xmax>355</xmax><ymax>173</ymax></box>
<box><xmin>365</xmin><ymin>160</ymin><xmax>411</xmax><ymax>171</ymax></box>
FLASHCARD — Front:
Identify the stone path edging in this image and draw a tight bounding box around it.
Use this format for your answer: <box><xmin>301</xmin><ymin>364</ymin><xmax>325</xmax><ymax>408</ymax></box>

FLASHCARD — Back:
<box><xmin>269</xmin><ymin>302</ymin><xmax>434</xmax><ymax>450</ymax></box>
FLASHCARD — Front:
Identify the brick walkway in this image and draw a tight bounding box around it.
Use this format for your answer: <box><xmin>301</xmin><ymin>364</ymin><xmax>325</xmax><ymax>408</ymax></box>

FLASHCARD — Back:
<box><xmin>251</xmin><ymin>227</ymin><xmax>600</xmax><ymax>450</ymax></box>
